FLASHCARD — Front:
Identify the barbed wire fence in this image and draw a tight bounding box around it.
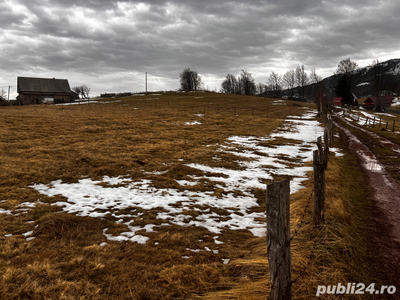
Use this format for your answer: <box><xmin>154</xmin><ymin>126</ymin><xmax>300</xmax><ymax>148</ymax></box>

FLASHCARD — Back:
<box><xmin>266</xmin><ymin>116</ymin><xmax>333</xmax><ymax>300</ymax></box>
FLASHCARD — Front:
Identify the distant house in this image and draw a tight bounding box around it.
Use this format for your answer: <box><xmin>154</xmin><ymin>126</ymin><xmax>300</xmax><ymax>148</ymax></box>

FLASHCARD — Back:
<box><xmin>362</xmin><ymin>96</ymin><xmax>393</xmax><ymax>110</ymax></box>
<box><xmin>17</xmin><ymin>77</ymin><xmax>76</xmax><ymax>105</ymax></box>
<box><xmin>362</xmin><ymin>97</ymin><xmax>375</xmax><ymax>110</ymax></box>
<box><xmin>333</xmin><ymin>97</ymin><xmax>342</xmax><ymax>106</ymax></box>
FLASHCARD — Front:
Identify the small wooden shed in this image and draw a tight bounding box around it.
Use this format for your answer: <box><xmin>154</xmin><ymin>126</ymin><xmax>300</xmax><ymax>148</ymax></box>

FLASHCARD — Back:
<box><xmin>333</xmin><ymin>97</ymin><xmax>342</xmax><ymax>106</ymax></box>
<box><xmin>362</xmin><ymin>97</ymin><xmax>375</xmax><ymax>110</ymax></box>
<box><xmin>17</xmin><ymin>77</ymin><xmax>75</xmax><ymax>105</ymax></box>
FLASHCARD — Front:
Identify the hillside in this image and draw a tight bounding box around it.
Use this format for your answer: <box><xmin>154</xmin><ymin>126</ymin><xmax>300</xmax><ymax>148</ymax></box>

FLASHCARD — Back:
<box><xmin>282</xmin><ymin>58</ymin><xmax>400</xmax><ymax>101</ymax></box>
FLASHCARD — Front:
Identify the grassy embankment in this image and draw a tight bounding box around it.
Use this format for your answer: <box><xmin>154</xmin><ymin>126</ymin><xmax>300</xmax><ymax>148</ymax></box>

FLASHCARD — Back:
<box><xmin>0</xmin><ymin>92</ymin><xmax>384</xmax><ymax>299</ymax></box>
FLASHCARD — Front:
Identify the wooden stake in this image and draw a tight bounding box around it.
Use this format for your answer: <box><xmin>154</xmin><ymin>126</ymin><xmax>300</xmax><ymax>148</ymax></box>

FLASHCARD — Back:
<box><xmin>313</xmin><ymin>149</ymin><xmax>326</xmax><ymax>227</ymax></box>
<box><xmin>266</xmin><ymin>179</ymin><xmax>292</xmax><ymax>300</ymax></box>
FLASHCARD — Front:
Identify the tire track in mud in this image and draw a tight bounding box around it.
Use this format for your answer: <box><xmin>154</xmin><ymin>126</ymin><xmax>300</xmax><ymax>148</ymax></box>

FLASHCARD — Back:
<box><xmin>334</xmin><ymin>116</ymin><xmax>400</xmax><ymax>297</ymax></box>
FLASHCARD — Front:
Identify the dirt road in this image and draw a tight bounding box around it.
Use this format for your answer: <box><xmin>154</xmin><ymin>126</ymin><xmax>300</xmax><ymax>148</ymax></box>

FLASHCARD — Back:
<box><xmin>335</xmin><ymin>115</ymin><xmax>400</xmax><ymax>298</ymax></box>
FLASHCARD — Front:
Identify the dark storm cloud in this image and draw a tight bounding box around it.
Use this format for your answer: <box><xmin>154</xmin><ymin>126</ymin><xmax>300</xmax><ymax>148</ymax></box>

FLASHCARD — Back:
<box><xmin>1</xmin><ymin>0</ymin><xmax>400</xmax><ymax>97</ymax></box>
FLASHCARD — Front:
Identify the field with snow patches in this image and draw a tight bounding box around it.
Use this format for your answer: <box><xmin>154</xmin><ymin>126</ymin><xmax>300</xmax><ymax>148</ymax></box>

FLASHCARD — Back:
<box><xmin>20</xmin><ymin>112</ymin><xmax>325</xmax><ymax>246</ymax></box>
<box><xmin>2</xmin><ymin>93</ymin><xmax>347</xmax><ymax>299</ymax></box>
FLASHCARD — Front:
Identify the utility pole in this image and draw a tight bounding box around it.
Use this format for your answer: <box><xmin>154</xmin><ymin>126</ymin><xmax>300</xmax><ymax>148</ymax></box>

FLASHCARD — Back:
<box><xmin>145</xmin><ymin>72</ymin><xmax>147</xmax><ymax>93</ymax></box>
<box><xmin>8</xmin><ymin>85</ymin><xmax>10</xmax><ymax>101</ymax></box>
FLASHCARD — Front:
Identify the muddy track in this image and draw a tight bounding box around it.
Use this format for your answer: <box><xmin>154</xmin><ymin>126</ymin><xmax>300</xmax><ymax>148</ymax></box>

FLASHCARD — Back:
<box><xmin>334</xmin><ymin>114</ymin><xmax>400</xmax><ymax>298</ymax></box>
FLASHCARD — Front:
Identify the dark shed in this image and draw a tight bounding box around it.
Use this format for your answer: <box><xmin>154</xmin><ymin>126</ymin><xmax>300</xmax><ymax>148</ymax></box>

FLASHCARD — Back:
<box><xmin>17</xmin><ymin>77</ymin><xmax>75</xmax><ymax>105</ymax></box>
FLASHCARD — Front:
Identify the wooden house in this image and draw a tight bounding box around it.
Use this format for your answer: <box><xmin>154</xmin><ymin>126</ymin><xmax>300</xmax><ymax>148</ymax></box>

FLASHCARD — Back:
<box><xmin>362</xmin><ymin>96</ymin><xmax>393</xmax><ymax>110</ymax></box>
<box><xmin>362</xmin><ymin>97</ymin><xmax>375</xmax><ymax>110</ymax></box>
<box><xmin>17</xmin><ymin>77</ymin><xmax>75</xmax><ymax>105</ymax></box>
<box><xmin>333</xmin><ymin>97</ymin><xmax>342</xmax><ymax>106</ymax></box>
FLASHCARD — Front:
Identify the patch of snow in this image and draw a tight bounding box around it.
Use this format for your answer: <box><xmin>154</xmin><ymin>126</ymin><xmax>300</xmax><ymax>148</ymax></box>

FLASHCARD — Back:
<box><xmin>0</xmin><ymin>208</ymin><xmax>12</xmax><ymax>215</ymax></box>
<box><xmin>186</xmin><ymin>248</ymin><xmax>201</xmax><ymax>253</ymax></box>
<box><xmin>185</xmin><ymin>121</ymin><xmax>201</xmax><ymax>125</ymax></box>
<box><xmin>26</xmin><ymin>237</ymin><xmax>35</xmax><ymax>242</ymax></box>
<box><xmin>330</xmin><ymin>147</ymin><xmax>344</xmax><ymax>157</ymax></box>
<box><xmin>30</xmin><ymin>110</ymin><xmax>324</xmax><ymax>241</ymax></box>
<box><xmin>22</xmin><ymin>231</ymin><xmax>33</xmax><ymax>237</ymax></box>
<box><xmin>213</xmin><ymin>236</ymin><xmax>224</xmax><ymax>244</ymax></box>
<box><xmin>222</xmin><ymin>259</ymin><xmax>230</xmax><ymax>264</ymax></box>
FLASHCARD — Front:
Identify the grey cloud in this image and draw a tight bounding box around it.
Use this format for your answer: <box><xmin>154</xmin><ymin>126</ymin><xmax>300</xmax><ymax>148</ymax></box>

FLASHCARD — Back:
<box><xmin>1</xmin><ymin>0</ymin><xmax>400</xmax><ymax>97</ymax></box>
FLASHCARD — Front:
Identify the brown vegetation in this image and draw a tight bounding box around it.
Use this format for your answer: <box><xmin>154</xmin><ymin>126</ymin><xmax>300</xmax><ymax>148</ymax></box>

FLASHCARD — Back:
<box><xmin>0</xmin><ymin>92</ymin><xmax>382</xmax><ymax>299</ymax></box>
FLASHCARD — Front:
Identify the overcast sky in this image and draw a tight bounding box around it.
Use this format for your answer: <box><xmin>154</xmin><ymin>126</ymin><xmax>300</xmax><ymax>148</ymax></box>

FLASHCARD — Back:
<box><xmin>1</xmin><ymin>0</ymin><xmax>400</xmax><ymax>99</ymax></box>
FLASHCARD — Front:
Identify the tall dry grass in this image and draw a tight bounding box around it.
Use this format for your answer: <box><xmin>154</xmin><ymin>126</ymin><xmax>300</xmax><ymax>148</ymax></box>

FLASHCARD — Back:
<box><xmin>0</xmin><ymin>92</ymin><xmax>381</xmax><ymax>299</ymax></box>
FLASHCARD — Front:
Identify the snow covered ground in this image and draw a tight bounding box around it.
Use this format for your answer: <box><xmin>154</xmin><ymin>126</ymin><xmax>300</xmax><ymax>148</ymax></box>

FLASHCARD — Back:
<box><xmin>22</xmin><ymin>109</ymin><xmax>329</xmax><ymax>244</ymax></box>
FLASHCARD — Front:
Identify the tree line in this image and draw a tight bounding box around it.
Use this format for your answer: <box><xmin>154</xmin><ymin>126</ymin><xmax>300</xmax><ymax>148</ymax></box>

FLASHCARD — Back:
<box><xmin>179</xmin><ymin>58</ymin><xmax>400</xmax><ymax>113</ymax></box>
<box><xmin>219</xmin><ymin>65</ymin><xmax>322</xmax><ymax>102</ymax></box>
<box><xmin>179</xmin><ymin>65</ymin><xmax>323</xmax><ymax>102</ymax></box>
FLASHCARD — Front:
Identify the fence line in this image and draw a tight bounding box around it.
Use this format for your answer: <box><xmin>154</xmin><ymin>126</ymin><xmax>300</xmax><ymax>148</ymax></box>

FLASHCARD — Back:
<box><xmin>342</xmin><ymin>108</ymin><xmax>397</xmax><ymax>132</ymax></box>
<box><xmin>266</xmin><ymin>114</ymin><xmax>333</xmax><ymax>299</ymax></box>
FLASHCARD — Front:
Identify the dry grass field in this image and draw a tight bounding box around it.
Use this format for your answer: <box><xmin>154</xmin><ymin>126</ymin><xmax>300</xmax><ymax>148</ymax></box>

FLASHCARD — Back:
<box><xmin>0</xmin><ymin>92</ymin><xmax>384</xmax><ymax>299</ymax></box>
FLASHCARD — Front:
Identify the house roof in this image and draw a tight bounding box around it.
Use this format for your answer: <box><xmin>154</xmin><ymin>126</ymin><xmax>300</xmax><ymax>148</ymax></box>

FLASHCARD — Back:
<box><xmin>365</xmin><ymin>96</ymin><xmax>393</xmax><ymax>107</ymax></box>
<box><xmin>17</xmin><ymin>77</ymin><xmax>72</xmax><ymax>94</ymax></box>
<box><xmin>333</xmin><ymin>97</ymin><xmax>342</xmax><ymax>103</ymax></box>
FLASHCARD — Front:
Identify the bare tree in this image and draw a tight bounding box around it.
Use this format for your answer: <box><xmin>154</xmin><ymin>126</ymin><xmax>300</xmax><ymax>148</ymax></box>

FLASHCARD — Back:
<box><xmin>267</xmin><ymin>72</ymin><xmax>282</xmax><ymax>98</ymax></box>
<box><xmin>82</xmin><ymin>85</ymin><xmax>91</xmax><ymax>99</ymax></box>
<box><xmin>220</xmin><ymin>74</ymin><xmax>239</xmax><ymax>94</ymax></box>
<box><xmin>239</xmin><ymin>70</ymin><xmax>256</xmax><ymax>95</ymax></box>
<box><xmin>282</xmin><ymin>70</ymin><xmax>295</xmax><ymax>99</ymax></box>
<box><xmin>180</xmin><ymin>68</ymin><xmax>202</xmax><ymax>91</ymax></box>
<box><xmin>257</xmin><ymin>82</ymin><xmax>266</xmax><ymax>95</ymax></box>
<box><xmin>72</xmin><ymin>86</ymin><xmax>83</xmax><ymax>98</ymax></box>
<box><xmin>334</xmin><ymin>58</ymin><xmax>359</xmax><ymax>106</ymax></box>
<box><xmin>334</xmin><ymin>58</ymin><xmax>359</xmax><ymax>76</ymax></box>
<box><xmin>310</xmin><ymin>67</ymin><xmax>322</xmax><ymax>84</ymax></box>
<box><xmin>309</xmin><ymin>67</ymin><xmax>325</xmax><ymax>112</ymax></box>
<box><xmin>295</xmin><ymin>64</ymin><xmax>309</xmax><ymax>101</ymax></box>
<box><xmin>72</xmin><ymin>85</ymin><xmax>91</xmax><ymax>99</ymax></box>
<box><xmin>371</xmin><ymin>59</ymin><xmax>389</xmax><ymax>112</ymax></box>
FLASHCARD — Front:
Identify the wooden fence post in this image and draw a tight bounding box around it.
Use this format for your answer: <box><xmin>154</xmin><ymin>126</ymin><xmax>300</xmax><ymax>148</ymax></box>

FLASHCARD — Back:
<box><xmin>317</xmin><ymin>137</ymin><xmax>323</xmax><ymax>159</ymax></box>
<box><xmin>266</xmin><ymin>179</ymin><xmax>291</xmax><ymax>300</ymax></box>
<box><xmin>393</xmin><ymin>120</ymin><xmax>396</xmax><ymax>132</ymax></box>
<box><xmin>324</xmin><ymin>128</ymin><xmax>329</xmax><ymax>162</ymax></box>
<box><xmin>313</xmin><ymin>149</ymin><xmax>326</xmax><ymax>227</ymax></box>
